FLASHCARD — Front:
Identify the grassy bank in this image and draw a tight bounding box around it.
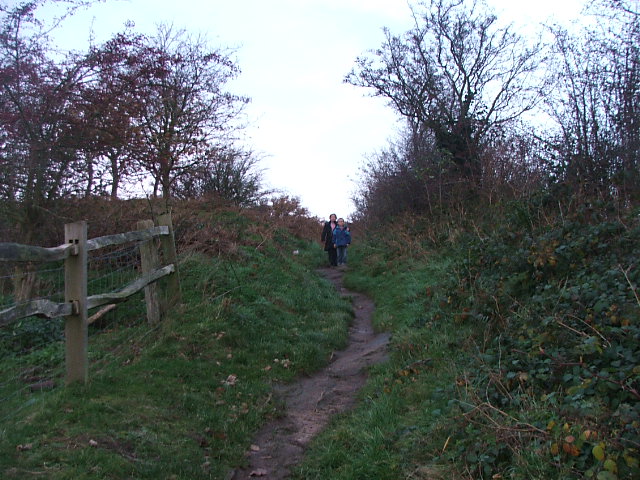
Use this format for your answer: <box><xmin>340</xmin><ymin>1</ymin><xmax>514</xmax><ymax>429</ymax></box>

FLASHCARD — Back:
<box><xmin>293</xmin><ymin>244</ymin><xmax>473</xmax><ymax>479</ymax></box>
<box><xmin>2</xmin><ymin>202</ymin><xmax>639</xmax><ymax>479</ymax></box>
<box><xmin>1</xmin><ymin>226</ymin><xmax>352</xmax><ymax>479</ymax></box>
<box><xmin>294</xmin><ymin>208</ymin><xmax>640</xmax><ymax>479</ymax></box>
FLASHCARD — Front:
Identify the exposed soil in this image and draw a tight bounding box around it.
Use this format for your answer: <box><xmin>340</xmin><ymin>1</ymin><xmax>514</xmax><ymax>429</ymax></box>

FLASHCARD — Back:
<box><xmin>230</xmin><ymin>267</ymin><xmax>390</xmax><ymax>479</ymax></box>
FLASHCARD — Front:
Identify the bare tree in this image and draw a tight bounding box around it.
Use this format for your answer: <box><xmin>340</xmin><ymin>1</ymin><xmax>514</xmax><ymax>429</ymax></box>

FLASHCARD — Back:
<box><xmin>599</xmin><ymin>0</ymin><xmax>640</xmax><ymax>201</ymax></box>
<box><xmin>544</xmin><ymin>0</ymin><xmax>639</xmax><ymax>203</ymax></box>
<box><xmin>352</xmin><ymin>124</ymin><xmax>442</xmax><ymax>222</ymax></box>
<box><xmin>132</xmin><ymin>25</ymin><xmax>248</xmax><ymax>205</ymax></box>
<box><xmin>353</xmin><ymin>116</ymin><xmax>547</xmax><ymax>225</ymax></box>
<box><xmin>346</xmin><ymin>0</ymin><xmax>546</xmax><ymax>187</ymax></box>
<box><xmin>173</xmin><ymin>148</ymin><xmax>266</xmax><ymax>207</ymax></box>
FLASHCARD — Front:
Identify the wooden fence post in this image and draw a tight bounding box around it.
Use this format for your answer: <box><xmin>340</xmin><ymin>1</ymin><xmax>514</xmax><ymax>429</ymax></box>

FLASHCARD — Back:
<box><xmin>64</xmin><ymin>221</ymin><xmax>88</xmax><ymax>384</ymax></box>
<box><xmin>137</xmin><ymin>219</ymin><xmax>161</xmax><ymax>324</ymax></box>
<box><xmin>157</xmin><ymin>212</ymin><xmax>181</xmax><ymax>306</ymax></box>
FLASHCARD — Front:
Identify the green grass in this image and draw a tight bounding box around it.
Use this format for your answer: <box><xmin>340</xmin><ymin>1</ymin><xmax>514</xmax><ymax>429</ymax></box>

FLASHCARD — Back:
<box><xmin>0</xmin><ymin>239</ymin><xmax>352</xmax><ymax>479</ymax></box>
<box><xmin>294</xmin><ymin>212</ymin><xmax>640</xmax><ymax>480</ymax></box>
<box><xmin>292</xmin><ymin>244</ymin><xmax>474</xmax><ymax>479</ymax></box>
<box><xmin>4</xmin><ymin>208</ymin><xmax>638</xmax><ymax>479</ymax></box>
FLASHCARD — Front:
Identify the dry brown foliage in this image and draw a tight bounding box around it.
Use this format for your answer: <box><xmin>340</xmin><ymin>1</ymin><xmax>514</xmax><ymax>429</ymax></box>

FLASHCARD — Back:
<box><xmin>1</xmin><ymin>195</ymin><xmax>324</xmax><ymax>257</ymax></box>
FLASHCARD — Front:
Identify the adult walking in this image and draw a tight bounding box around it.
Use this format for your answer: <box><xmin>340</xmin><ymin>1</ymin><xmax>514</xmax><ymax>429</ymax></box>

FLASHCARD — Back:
<box><xmin>321</xmin><ymin>213</ymin><xmax>338</xmax><ymax>267</ymax></box>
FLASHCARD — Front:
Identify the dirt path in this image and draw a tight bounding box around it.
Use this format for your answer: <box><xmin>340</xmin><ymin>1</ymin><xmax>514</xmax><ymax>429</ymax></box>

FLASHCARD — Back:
<box><xmin>230</xmin><ymin>267</ymin><xmax>390</xmax><ymax>479</ymax></box>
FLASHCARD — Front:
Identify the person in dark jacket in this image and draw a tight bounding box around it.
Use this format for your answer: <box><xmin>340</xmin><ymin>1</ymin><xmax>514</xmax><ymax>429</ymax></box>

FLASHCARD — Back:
<box><xmin>332</xmin><ymin>217</ymin><xmax>351</xmax><ymax>266</ymax></box>
<box><xmin>321</xmin><ymin>213</ymin><xmax>338</xmax><ymax>266</ymax></box>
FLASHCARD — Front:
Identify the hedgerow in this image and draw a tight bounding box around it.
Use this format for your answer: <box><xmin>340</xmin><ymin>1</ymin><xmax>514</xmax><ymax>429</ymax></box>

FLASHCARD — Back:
<box><xmin>439</xmin><ymin>207</ymin><xmax>640</xmax><ymax>479</ymax></box>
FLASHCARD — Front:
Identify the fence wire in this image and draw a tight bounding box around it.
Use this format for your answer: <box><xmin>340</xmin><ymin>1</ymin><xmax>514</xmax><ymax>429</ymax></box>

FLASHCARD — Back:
<box><xmin>0</xmin><ymin>261</ymin><xmax>66</xmax><ymax>356</ymax></box>
<box><xmin>88</xmin><ymin>243</ymin><xmax>142</xmax><ymax>306</ymax></box>
<box><xmin>0</xmin><ymin>236</ymin><xmax>163</xmax><ymax>423</ymax></box>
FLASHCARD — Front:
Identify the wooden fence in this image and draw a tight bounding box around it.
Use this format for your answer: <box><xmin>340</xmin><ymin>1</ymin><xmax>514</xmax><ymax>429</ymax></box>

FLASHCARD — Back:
<box><xmin>0</xmin><ymin>213</ymin><xmax>181</xmax><ymax>384</ymax></box>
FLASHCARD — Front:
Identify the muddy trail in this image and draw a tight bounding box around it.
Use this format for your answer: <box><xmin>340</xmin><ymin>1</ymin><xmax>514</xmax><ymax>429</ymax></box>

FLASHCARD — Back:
<box><xmin>230</xmin><ymin>267</ymin><xmax>391</xmax><ymax>479</ymax></box>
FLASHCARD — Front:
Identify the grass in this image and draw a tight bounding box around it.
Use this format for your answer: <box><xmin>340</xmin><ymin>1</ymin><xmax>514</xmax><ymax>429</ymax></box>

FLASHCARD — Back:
<box><xmin>0</xmin><ymin>236</ymin><xmax>353</xmax><ymax>479</ymax></box>
<box><xmin>292</xmin><ymin>243</ymin><xmax>475</xmax><ymax>479</ymax></box>
<box><xmin>5</xmin><ymin>204</ymin><xmax>637</xmax><ymax>479</ymax></box>
<box><xmin>294</xmin><ymin>209</ymin><xmax>640</xmax><ymax>479</ymax></box>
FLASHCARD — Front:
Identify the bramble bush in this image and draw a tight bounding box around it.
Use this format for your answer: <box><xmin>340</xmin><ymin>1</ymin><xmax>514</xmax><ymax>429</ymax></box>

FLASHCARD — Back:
<box><xmin>442</xmin><ymin>207</ymin><xmax>640</xmax><ymax>478</ymax></box>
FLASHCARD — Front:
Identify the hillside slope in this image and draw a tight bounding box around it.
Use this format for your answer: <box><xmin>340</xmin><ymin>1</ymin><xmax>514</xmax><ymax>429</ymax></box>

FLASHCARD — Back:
<box><xmin>2</xmin><ymin>202</ymin><xmax>639</xmax><ymax>479</ymax></box>
<box><xmin>296</xmin><ymin>208</ymin><xmax>640</xmax><ymax>479</ymax></box>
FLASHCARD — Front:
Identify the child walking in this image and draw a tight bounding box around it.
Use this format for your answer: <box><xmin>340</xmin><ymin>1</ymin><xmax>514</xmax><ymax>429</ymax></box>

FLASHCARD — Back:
<box><xmin>332</xmin><ymin>218</ymin><xmax>351</xmax><ymax>266</ymax></box>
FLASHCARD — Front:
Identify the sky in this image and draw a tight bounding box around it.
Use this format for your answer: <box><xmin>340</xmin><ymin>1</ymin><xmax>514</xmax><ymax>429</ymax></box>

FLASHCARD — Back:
<box><xmin>40</xmin><ymin>0</ymin><xmax>586</xmax><ymax>220</ymax></box>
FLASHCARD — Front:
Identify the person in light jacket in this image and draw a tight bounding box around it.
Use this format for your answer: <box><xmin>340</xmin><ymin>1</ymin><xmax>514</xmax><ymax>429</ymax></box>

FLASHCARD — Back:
<box><xmin>332</xmin><ymin>218</ymin><xmax>351</xmax><ymax>266</ymax></box>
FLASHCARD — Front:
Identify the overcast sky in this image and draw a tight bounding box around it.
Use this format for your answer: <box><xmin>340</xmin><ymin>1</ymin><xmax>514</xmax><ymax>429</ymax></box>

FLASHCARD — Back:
<box><xmin>42</xmin><ymin>0</ymin><xmax>586</xmax><ymax>219</ymax></box>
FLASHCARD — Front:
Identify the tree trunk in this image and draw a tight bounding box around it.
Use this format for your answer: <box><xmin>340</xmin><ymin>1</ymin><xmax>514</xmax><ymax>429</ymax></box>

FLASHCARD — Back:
<box><xmin>110</xmin><ymin>153</ymin><xmax>120</xmax><ymax>199</ymax></box>
<box><xmin>85</xmin><ymin>156</ymin><xmax>94</xmax><ymax>197</ymax></box>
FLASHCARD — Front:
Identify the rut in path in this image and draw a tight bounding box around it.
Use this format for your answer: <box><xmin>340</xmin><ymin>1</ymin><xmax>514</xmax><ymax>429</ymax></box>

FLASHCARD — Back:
<box><xmin>230</xmin><ymin>267</ymin><xmax>390</xmax><ymax>480</ymax></box>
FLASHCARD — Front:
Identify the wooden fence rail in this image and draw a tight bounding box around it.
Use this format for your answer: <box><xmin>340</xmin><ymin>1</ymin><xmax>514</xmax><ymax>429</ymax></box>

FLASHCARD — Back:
<box><xmin>0</xmin><ymin>226</ymin><xmax>169</xmax><ymax>263</ymax></box>
<box><xmin>0</xmin><ymin>215</ymin><xmax>181</xmax><ymax>384</ymax></box>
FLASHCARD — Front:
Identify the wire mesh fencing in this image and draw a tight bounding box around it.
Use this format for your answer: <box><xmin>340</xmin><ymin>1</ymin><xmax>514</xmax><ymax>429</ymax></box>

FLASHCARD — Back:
<box><xmin>0</xmin><ymin>218</ymin><xmax>179</xmax><ymax>422</ymax></box>
<box><xmin>0</xmin><ymin>260</ymin><xmax>66</xmax><ymax>421</ymax></box>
